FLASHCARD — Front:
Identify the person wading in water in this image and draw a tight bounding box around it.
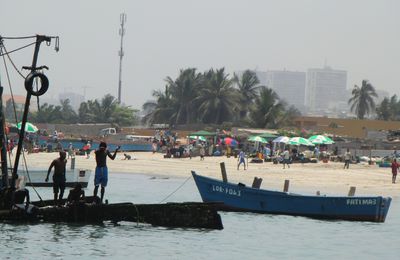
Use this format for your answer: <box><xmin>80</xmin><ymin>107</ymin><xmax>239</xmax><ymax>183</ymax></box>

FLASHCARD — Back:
<box><xmin>94</xmin><ymin>142</ymin><xmax>120</xmax><ymax>203</ymax></box>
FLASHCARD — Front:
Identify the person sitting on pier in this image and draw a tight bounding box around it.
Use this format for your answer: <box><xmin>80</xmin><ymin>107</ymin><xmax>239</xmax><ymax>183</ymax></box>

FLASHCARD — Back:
<box><xmin>94</xmin><ymin>142</ymin><xmax>120</xmax><ymax>203</ymax></box>
<box><xmin>0</xmin><ymin>175</ymin><xmax>35</xmax><ymax>213</ymax></box>
<box><xmin>45</xmin><ymin>151</ymin><xmax>67</xmax><ymax>206</ymax></box>
<box><xmin>67</xmin><ymin>183</ymin><xmax>85</xmax><ymax>204</ymax></box>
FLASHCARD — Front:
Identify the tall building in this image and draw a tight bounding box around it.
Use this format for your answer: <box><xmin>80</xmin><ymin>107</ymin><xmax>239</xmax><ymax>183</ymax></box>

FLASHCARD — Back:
<box><xmin>265</xmin><ymin>70</ymin><xmax>306</xmax><ymax>112</ymax></box>
<box><xmin>305</xmin><ymin>66</ymin><xmax>347</xmax><ymax>114</ymax></box>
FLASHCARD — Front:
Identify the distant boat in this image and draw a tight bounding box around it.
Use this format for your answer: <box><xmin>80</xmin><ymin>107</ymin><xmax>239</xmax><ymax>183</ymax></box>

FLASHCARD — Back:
<box><xmin>191</xmin><ymin>171</ymin><xmax>391</xmax><ymax>222</ymax></box>
<box><xmin>17</xmin><ymin>158</ymin><xmax>91</xmax><ymax>188</ymax></box>
<box><xmin>20</xmin><ymin>167</ymin><xmax>91</xmax><ymax>188</ymax></box>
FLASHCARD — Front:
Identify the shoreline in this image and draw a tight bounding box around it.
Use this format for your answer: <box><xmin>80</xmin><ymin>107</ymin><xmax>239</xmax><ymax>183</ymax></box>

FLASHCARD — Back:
<box><xmin>14</xmin><ymin>151</ymin><xmax>400</xmax><ymax>198</ymax></box>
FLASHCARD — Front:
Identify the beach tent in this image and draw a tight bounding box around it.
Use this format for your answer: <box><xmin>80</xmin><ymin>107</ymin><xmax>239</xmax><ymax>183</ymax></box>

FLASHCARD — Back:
<box><xmin>188</xmin><ymin>135</ymin><xmax>207</xmax><ymax>142</ymax></box>
<box><xmin>189</xmin><ymin>130</ymin><xmax>216</xmax><ymax>137</ymax></box>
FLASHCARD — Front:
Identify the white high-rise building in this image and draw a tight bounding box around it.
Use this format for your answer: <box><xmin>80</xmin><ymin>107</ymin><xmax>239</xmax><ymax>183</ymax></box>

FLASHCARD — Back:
<box><xmin>305</xmin><ymin>67</ymin><xmax>347</xmax><ymax>114</ymax></box>
<box><xmin>266</xmin><ymin>70</ymin><xmax>306</xmax><ymax>112</ymax></box>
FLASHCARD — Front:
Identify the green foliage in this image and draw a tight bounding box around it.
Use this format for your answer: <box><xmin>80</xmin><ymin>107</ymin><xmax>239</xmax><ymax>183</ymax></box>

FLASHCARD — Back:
<box><xmin>143</xmin><ymin>67</ymin><xmax>302</xmax><ymax>129</ymax></box>
<box><xmin>29</xmin><ymin>95</ymin><xmax>138</xmax><ymax>126</ymax></box>
<box><xmin>348</xmin><ymin>80</ymin><xmax>378</xmax><ymax>119</ymax></box>
<box><xmin>376</xmin><ymin>95</ymin><xmax>400</xmax><ymax>121</ymax></box>
<box><xmin>233</xmin><ymin>70</ymin><xmax>261</xmax><ymax>121</ymax></box>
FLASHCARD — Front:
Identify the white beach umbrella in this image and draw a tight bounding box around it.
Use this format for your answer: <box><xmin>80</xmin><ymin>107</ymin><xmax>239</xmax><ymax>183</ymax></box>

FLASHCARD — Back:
<box><xmin>272</xmin><ymin>136</ymin><xmax>290</xmax><ymax>144</ymax></box>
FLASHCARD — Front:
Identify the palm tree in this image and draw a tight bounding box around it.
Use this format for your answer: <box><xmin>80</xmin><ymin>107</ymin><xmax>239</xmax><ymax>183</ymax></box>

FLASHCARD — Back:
<box><xmin>348</xmin><ymin>80</ymin><xmax>378</xmax><ymax>119</ymax></box>
<box><xmin>196</xmin><ymin>68</ymin><xmax>238</xmax><ymax>124</ymax></box>
<box><xmin>233</xmin><ymin>70</ymin><xmax>261</xmax><ymax>121</ymax></box>
<box><xmin>376</xmin><ymin>97</ymin><xmax>391</xmax><ymax>121</ymax></box>
<box><xmin>142</xmin><ymin>86</ymin><xmax>176</xmax><ymax>125</ymax></box>
<box><xmin>166</xmin><ymin>68</ymin><xmax>202</xmax><ymax>124</ymax></box>
<box><xmin>59</xmin><ymin>99</ymin><xmax>78</xmax><ymax>123</ymax></box>
<box><xmin>249</xmin><ymin>86</ymin><xmax>285</xmax><ymax>128</ymax></box>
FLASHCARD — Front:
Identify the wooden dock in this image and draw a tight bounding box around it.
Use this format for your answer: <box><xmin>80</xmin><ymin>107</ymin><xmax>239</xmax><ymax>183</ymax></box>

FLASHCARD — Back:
<box><xmin>0</xmin><ymin>198</ymin><xmax>224</xmax><ymax>230</ymax></box>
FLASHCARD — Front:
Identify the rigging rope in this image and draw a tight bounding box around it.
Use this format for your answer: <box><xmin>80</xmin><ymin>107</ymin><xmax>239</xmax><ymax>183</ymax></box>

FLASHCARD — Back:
<box><xmin>0</xmin><ymin>47</ymin><xmax>20</xmax><ymax>121</ymax></box>
<box><xmin>0</xmin><ymin>41</ymin><xmax>37</xmax><ymax>57</ymax></box>
<box><xmin>159</xmin><ymin>175</ymin><xmax>192</xmax><ymax>203</ymax></box>
<box><xmin>0</xmin><ymin>43</ymin><xmax>43</xmax><ymax>202</ymax></box>
<box><xmin>1</xmin><ymin>44</ymin><xmax>26</xmax><ymax>79</ymax></box>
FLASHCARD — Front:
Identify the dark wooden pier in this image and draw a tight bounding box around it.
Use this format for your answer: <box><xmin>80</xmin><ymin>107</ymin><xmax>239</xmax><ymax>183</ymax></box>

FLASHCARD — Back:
<box><xmin>0</xmin><ymin>198</ymin><xmax>223</xmax><ymax>230</ymax></box>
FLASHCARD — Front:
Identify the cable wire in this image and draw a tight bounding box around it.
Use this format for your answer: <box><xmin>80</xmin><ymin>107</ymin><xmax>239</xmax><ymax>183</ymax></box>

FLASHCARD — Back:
<box><xmin>1</xmin><ymin>44</ymin><xmax>26</xmax><ymax>79</ymax></box>
<box><xmin>159</xmin><ymin>175</ymin><xmax>192</xmax><ymax>203</ymax></box>
<box><xmin>0</xmin><ymin>41</ymin><xmax>36</xmax><ymax>57</ymax></box>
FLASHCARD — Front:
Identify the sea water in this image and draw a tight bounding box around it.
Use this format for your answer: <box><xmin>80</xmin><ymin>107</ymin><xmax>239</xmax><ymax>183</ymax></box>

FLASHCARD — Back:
<box><xmin>0</xmin><ymin>173</ymin><xmax>399</xmax><ymax>260</ymax></box>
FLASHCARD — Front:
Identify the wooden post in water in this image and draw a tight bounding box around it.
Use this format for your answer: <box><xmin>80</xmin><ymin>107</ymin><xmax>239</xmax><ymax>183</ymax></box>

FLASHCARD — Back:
<box><xmin>348</xmin><ymin>186</ymin><xmax>356</xmax><ymax>196</ymax></box>
<box><xmin>220</xmin><ymin>162</ymin><xmax>227</xmax><ymax>182</ymax></box>
<box><xmin>283</xmin><ymin>180</ymin><xmax>290</xmax><ymax>192</ymax></box>
<box><xmin>252</xmin><ymin>177</ymin><xmax>263</xmax><ymax>189</ymax></box>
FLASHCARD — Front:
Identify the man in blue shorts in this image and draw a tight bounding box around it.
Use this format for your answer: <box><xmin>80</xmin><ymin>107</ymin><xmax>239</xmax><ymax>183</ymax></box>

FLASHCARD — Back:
<box><xmin>94</xmin><ymin>142</ymin><xmax>120</xmax><ymax>203</ymax></box>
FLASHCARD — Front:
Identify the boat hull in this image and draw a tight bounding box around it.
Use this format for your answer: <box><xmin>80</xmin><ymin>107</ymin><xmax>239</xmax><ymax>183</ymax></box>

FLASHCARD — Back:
<box><xmin>20</xmin><ymin>168</ymin><xmax>91</xmax><ymax>188</ymax></box>
<box><xmin>191</xmin><ymin>171</ymin><xmax>391</xmax><ymax>222</ymax></box>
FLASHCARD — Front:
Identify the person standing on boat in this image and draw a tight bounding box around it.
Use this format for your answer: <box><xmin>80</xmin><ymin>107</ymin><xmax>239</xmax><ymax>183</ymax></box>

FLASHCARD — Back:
<box><xmin>391</xmin><ymin>158</ymin><xmax>399</xmax><ymax>184</ymax></box>
<box><xmin>343</xmin><ymin>148</ymin><xmax>352</xmax><ymax>169</ymax></box>
<box><xmin>237</xmin><ymin>150</ymin><xmax>246</xmax><ymax>170</ymax></box>
<box><xmin>45</xmin><ymin>151</ymin><xmax>67</xmax><ymax>206</ymax></box>
<box><xmin>94</xmin><ymin>142</ymin><xmax>120</xmax><ymax>203</ymax></box>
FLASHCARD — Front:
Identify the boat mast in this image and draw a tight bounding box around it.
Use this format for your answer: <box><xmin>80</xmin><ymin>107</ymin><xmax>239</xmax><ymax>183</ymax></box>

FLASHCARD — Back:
<box><xmin>11</xmin><ymin>35</ymin><xmax>51</xmax><ymax>188</ymax></box>
<box><xmin>117</xmin><ymin>13</ymin><xmax>127</xmax><ymax>104</ymax></box>
<box><xmin>0</xmin><ymin>83</ymin><xmax>8</xmax><ymax>188</ymax></box>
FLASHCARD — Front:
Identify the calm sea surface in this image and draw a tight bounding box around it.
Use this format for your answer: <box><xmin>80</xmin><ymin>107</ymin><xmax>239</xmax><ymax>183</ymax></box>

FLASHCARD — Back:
<box><xmin>1</xmin><ymin>173</ymin><xmax>399</xmax><ymax>260</ymax></box>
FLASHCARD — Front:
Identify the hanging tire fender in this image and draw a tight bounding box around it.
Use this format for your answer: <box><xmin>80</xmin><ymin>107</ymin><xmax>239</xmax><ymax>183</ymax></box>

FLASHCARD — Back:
<box><xmin>24</xmin><ymin>71</ymin><xmax>49</xmax><ymax>96</ymax></box>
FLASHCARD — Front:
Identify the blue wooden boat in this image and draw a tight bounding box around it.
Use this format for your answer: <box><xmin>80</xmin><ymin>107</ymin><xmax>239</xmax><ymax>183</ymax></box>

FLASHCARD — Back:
<box><xmin>191</xmin><ymin>171</ymin><xmax>392</xmax><ymax>222</ymax></box>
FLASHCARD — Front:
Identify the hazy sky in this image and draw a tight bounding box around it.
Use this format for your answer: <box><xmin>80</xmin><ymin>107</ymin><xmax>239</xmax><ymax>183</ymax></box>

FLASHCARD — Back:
<box><xmin>1</xmin><ymin>0</ymin><xmax>399</xmax><ymax>109</ymax></box>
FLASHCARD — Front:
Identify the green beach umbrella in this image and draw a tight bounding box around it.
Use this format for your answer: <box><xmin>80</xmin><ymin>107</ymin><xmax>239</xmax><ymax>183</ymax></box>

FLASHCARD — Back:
<box><xmin>248</xmin><ymin>135</ymin><xmax>268</xmax><ymax>143</ymax></box>
<box><xmin>17</xmin><ymin>122</ymin><xmax>38</xmax><ymax>133</ymax></box>
<box><xmin>288</xmin><ymin>137</ymin><xmax>315</xmax><ymax>146</ymax></box>
<box><xmin>308</xmin><ymin>135</ymin><xmax>334</xmax><ymax>145</ymax></box>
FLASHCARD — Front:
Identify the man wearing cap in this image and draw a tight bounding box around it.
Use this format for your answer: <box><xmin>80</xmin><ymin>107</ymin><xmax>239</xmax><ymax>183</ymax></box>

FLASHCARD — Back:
<box><xmin>94</xmin><ymin>142</ymin><xmax>120</xmax><ymax>203</ymax></box>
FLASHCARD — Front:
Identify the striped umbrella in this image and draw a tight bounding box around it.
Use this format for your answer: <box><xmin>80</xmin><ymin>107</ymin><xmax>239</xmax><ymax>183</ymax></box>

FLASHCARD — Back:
<box><xmin>288</xmin><ymin>137</ymin><xmax>315</xmax><ymax>146</ymax></box>
<box><xmin>308</xmin><ymin>135</ymin><xmax>334</xmax><ymax>145</ymax></box>
<box><xmin>17</xmin><ymin>122</ymin><xmax>38</xmax><ymax>133</ymax></box>
<box><xmin>248</xmin><ymin>135</ymin><xmax>268</xmax><ymax>143</ymax></box>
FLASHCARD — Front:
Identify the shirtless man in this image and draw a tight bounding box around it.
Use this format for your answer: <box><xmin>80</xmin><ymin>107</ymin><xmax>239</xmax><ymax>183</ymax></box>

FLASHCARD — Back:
<box><xmin>46</xmin><ymin>151</ymin><xmax>67</xmax><ymax>206</ymax></box>
<box><xmin>94</xmin><ymin>142</ymin><xmax>120</xmax><ymax>203</ymax></box>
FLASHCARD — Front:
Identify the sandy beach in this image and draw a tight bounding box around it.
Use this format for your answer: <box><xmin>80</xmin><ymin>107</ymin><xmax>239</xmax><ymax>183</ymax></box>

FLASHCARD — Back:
<box><xmin>13</xmin><ymin>151</ymin><xmax>399</xmax><ymax>198</ymax></box>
